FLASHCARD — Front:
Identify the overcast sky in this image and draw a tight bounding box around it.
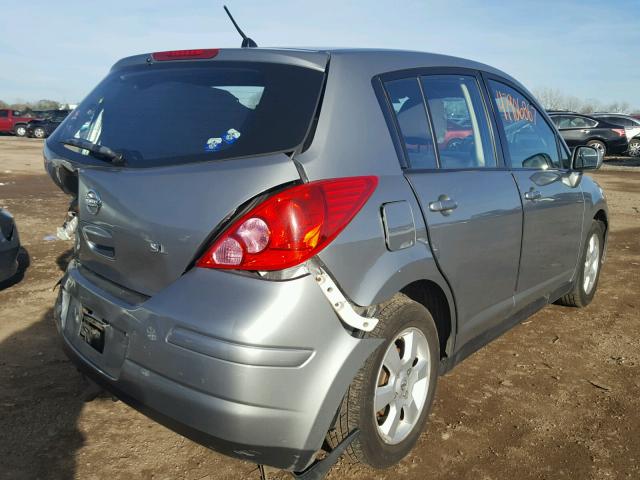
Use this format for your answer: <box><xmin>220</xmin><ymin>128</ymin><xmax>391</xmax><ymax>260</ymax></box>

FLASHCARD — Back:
<box><xmin>1</xmin><ymin>0</ymin><xmax>638</xmax><ymax>108</ymax></box>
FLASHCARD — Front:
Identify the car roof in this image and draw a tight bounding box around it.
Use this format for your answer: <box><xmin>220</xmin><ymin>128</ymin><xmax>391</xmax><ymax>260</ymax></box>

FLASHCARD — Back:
<box><xmin>548</xmin><ymin>112</ymin><xmax>595</xmax><ymax>118</ymax></box>
<box><xmin>592</xmin><ymin>113</ymin><xmax>633</xmax><ymax>117</ymax></box>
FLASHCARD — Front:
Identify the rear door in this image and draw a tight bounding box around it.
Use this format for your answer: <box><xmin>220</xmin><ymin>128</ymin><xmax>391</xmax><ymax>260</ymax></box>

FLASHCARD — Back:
<box><xmin>557</xmin><ymin>114</ymin><xmax>599</xmax><ymax>148</ymax></box>
<box><xmin>384</xmin><ymin>71</ymin><xmax>523</xmax><ymax>347</ymax></box>
<box><xmin>486</xmin><ymin>78</ymin><xmax>584</xmax><ymax>306</ymax></box>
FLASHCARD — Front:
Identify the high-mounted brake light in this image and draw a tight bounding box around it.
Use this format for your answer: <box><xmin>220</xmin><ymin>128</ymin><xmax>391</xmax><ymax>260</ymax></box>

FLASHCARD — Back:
<box><xmin>196</xmin><ymin>176</ymin><xmax>378</xmax><ymax>271</ymax></box>
<box><xmin>151</xmin><ymin>49</ymin><xmax>220</xmax><ymax>61</ymax></box>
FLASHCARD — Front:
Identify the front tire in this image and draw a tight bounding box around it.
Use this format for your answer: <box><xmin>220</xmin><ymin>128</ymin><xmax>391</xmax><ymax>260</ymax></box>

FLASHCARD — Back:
<box><xmin>326</xmin><ymin>294</ymin><xmax>439</xmax><ymax>468</ymax></box>
<box><xmin>556</xmin><ymin>220</ymin><xmax>605</xmax><ymax>307</ymax></box>
<box><xmin>34</xmin><ymin>127</ymin><xmax>46</xmax><ymax>139</ymax></box>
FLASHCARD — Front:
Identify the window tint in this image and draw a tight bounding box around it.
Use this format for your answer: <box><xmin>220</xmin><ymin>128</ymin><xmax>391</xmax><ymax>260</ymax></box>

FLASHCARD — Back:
<box><xmin>558</xmin><ymin>137</ymin><xmax>571</xmax><ymax>169</ymax></box>
<box><xmin>550</xmin><ymin>115</ymin><xmax>565</xmax><ymax>127</ymax></box>
<box><xmin>384</xmin><ymin>78</ymin><xmax>437</xmax><ymax>169</ymax></box>
<box><xmin>489</xmin><ymin>80</ymin><xmax>560</xmax><ymax>169</ymax></box>
<box><xmin>566</xmin><ymin>115</ymin><xmax>597</xmax><ymax>128</ymax></box>
<box><xmin>421</xmin><ymin>75</ymin><xmax>496</xmax><ymax>169</ymax></box>
<box><xmin>52</xmin><ymin>112</ymin><xmax>68</xmax><ymax>122</ymax></box>
<box><xmin>50</xmin><ymin>62</ymin><xmax>324</xmax><ymax>168</ymax></box>
<box><xmin>604</xmin><ymin>116</ymin><xmax>632</xmax><ymax>127</ymax></box>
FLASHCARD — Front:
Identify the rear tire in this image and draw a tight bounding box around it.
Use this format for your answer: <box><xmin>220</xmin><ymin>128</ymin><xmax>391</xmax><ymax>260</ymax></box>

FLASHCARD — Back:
<box><xmin>556</xmin><ymin>220</ymin><xmax>605</xmax><ymax>307</ymax></box>
<box><xmin>586</xmin><ymin>140</ymin><xmax>606</xmax><ymax>158</ymax></box>
<box><xmin>326</xmin><ymin>294</ymin><xmax>439</xmax><ymax>469</ymax></box>
<box><xmin>14</xmin><ymin>125</ymin><xmax>27</xmax><ymax>137</ymax></box>
<box><xmin>628</xmin><ymin>139</ymin><xmax>640</xmax><ymax>157</ymax></box>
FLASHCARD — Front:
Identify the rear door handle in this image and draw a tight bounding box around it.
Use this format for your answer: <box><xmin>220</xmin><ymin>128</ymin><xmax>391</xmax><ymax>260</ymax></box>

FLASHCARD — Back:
<box><xmin>429</xmin><ymin>195</ymin><xmax>458</xmax><ymax>215</ymax></box>
<box><xmin>524</xmin><ymin>190</ymin><xmax>542</xmax><ymax>201</ymax></box>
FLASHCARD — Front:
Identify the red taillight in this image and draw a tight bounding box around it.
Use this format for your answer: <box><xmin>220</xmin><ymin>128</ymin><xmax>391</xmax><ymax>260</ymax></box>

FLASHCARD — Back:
<box><xmin>151</xmin><ymin>49</ymin><xmax>219</xmax><ymax>61</ymax></box>
<box><xmin>196</xmin><ymin>176</ymin><xmax>378</xmax><ymax>271</ymax></box>
<box><xmin>612</xmin><ymin>128</ymin><xmax>626</xmax><ymax>137</ymax></box>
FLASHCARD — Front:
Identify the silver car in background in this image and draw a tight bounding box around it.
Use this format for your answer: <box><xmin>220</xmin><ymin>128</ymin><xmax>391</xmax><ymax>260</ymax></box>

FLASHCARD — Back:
<box><xmin>45</xmin><ymin>48</ymin><xmax>608</xmax><ymax>477</ymax></box>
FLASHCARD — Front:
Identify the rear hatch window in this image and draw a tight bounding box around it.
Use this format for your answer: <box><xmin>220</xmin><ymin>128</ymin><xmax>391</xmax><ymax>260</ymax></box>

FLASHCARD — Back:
<box><xmin>49</xmin><ymin>61</ymin><xmax>325</xmax><ymax>167</ymax></box>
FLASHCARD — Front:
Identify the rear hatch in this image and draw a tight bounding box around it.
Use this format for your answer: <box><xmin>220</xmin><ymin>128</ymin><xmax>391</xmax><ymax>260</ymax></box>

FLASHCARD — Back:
<box><xmin>45</xmin><ymin>50</ymin><xmax>327</xmax><ymax>296</ymax></box>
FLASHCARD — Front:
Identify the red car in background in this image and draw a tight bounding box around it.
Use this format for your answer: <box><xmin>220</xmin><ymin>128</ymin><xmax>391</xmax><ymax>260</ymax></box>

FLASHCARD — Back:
<box><xmin>442</xmin><ymin>119</ymin><xmax>473</xmax><ymax>149</ymax></box>
<box><xmin>0</xmin><ymin>109</ymin><xmax>39</xmax><ymax>137</ymax></box>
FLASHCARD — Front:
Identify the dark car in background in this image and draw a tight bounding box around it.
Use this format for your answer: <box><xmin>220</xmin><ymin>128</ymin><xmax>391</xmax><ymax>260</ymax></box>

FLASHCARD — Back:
<box><xmin>26</xmin><ymin>110</ymin><xmax>71</xmax><ymax>139</ymax></box>
<box><xmin>0</xmin><ymin>209</ymin><xmax>20</xmax><ymax>284</ymax></box>
<box><xmin>549</xmin><ymin>112</ymin><xmax>628</xmax><ymax>157</ymax></box>
<box><xmin>592</xmin><ymin>113</ymin><xmax>640</xmax><ymax>157</ymax></box>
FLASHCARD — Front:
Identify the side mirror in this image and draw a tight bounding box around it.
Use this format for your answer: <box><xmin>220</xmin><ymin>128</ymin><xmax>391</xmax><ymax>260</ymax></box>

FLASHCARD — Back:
<box><xmin>572</xmin><ymin>145</ymin><xmax>602</xmax><ymax>171</ymax></box>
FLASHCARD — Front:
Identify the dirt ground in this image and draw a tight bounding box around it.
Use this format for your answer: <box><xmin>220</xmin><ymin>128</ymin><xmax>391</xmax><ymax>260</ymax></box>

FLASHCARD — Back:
<box><xmin>0</xmin><ymin>136</ymin><xmax>638</xmax><ymax>480</ymax></box>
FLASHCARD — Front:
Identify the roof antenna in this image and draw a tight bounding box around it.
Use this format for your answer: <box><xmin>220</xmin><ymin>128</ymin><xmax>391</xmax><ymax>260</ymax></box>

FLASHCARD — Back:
<box><xmin>223</xmin><ymin>5</ymin><xmax>258</xmax><ymax>48</ymax></box>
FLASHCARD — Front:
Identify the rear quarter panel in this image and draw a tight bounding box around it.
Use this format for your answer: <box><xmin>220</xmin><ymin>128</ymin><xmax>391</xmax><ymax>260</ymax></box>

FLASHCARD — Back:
<box><xmin>296</xmin><ymin>52</ymin><xmax>457</xmax><ymax>349</ymax></box>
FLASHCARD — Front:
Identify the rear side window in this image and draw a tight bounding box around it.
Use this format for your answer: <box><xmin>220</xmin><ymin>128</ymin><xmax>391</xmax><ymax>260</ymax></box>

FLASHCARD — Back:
<box><xmin>488</xmin><ymin>80</ymin><xmax>561</xmax><ymax>169</ymax></box>
<box><xmin>50</xmin><ymin>62</ymin><xmax>324</xmax><ymax>168</ymax></box>
<box><xmin>421</xmin><ymin>75</ymin><xmax>497</xmax><ymax>169</ymax></box>
<box><xmin>384</xmin><ymin>78</ymin><xmax>437</xmax><ymax>169</ymax></box>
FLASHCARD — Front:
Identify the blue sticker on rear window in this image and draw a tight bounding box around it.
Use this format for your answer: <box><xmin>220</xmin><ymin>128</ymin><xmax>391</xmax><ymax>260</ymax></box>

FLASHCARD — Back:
<box><xmin>205</xmin><ymin>137</ymin><xmax>222</xmax><ymax>151</ymax></box>
<box><xmin>205</xmin><ymin>129</ymin><xmax>241</xmax><ymax>152</ymax></box>
<box><xmin>224</xmin><ymin>128</ymin><xmax>241</xmax><ymax>144</ymax></box>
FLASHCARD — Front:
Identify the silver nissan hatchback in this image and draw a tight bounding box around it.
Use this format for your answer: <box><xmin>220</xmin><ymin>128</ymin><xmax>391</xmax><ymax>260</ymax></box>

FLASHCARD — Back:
<box><xmin>46</xmin><ymin>48</ymin><xmax>608</xmax><ymax>477</ymax></box>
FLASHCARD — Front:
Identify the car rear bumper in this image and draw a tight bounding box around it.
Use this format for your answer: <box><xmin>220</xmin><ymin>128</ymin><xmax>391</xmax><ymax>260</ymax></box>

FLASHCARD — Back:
<box><xmin>54</xmin><ymin>262</ymin><xmax>379</xmax><ymax>471</ymax></box>
<box><xmin>608</xmin><ymin>137</ymin><xmax>629</xmax><ymax>155</ymax></box>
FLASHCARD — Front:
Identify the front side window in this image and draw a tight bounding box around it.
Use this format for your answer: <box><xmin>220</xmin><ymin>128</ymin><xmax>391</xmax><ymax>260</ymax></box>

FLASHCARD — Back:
<box><xmin>0</xmin><ymin>111</ymin><xmax>7</xmax><ymax>118</ymax></box>
<box><xmin>489</xmin><ymin>80</ymin><xmax>560</xmax><ymax>169</ymax></box>
<box><xmin>384</xmin><ymin>77</ymin><xmax>437</xmax><ymax>169</ymax></box>
<box><xmin>421</xmin><ymin>75</ymin><xmax>497</xmax><ymax>169</ymax></box>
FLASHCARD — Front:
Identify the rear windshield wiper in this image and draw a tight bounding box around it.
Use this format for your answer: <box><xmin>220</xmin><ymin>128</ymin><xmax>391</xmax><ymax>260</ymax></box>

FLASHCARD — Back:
<box><xmin>61</xmin><ymin>138</ymin><xmax>126</xmax><ymax>166</ymax></box>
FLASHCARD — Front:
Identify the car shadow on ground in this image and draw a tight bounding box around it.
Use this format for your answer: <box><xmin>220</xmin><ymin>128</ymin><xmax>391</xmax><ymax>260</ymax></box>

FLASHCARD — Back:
<box><xmin>0</xmin><ymin>247</ymin><xmax>86</xmax><ymax>479</ymax></box>
<box><xmin>0</xmin><ymin>247</ymin><xmax>30</xmax><ymax>291</ymax></box>
<box><xmin>0</xmin><ymin>307</ymin><xmax>87</xmax><ymax>479</ymax></box>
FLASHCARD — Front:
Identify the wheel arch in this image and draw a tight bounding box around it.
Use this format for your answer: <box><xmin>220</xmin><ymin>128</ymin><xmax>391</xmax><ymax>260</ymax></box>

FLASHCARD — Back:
<box><xmin>594</xmin><ymin>208</ymin><xmax>608</xmax><ymax>233</ymax></box>
<box><xmin>594</xmin><ymin>209</ymin><xmax>609</xmax><ymax>261</ymax></box>
<box><xmin>399</xmin><ymin>280</ymin><xmax>454</xmax><ymax>360</ymax></box>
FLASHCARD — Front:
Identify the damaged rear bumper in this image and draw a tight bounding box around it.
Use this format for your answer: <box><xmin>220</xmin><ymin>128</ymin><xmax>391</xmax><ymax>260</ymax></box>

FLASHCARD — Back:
<box><xmin>54</xmin><ymin>262</ymin><xmax>379</xmax><ymax>471</ymax></box>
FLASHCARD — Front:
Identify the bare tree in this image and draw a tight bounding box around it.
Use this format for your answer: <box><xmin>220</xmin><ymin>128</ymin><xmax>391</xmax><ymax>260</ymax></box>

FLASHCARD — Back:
<box><xmin>533</xmin><ymin>87</ymin><xmax>565</xmax><ymax>110</ymax></box>
<box><xmin>533</xmin><ymin>87</ymin><xmax>635</xmax><ymax>114</ymax></box>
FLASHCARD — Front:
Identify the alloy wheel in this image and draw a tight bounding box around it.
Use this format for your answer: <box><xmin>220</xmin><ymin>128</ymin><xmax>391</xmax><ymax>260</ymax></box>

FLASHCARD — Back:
<box><xmin>588</xmin><ymin>141</ymin><xmax>606</xmax><ymax>157</ymax></box>
<box><xmin>583</xmin><ymin>233</ymin><xmax>600</xmax><ymax>295</ymax></box>
<box><xmin>374</xmin><ymin>327</ymin><xmax>431</xmax><ymax>445</ymax></box>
